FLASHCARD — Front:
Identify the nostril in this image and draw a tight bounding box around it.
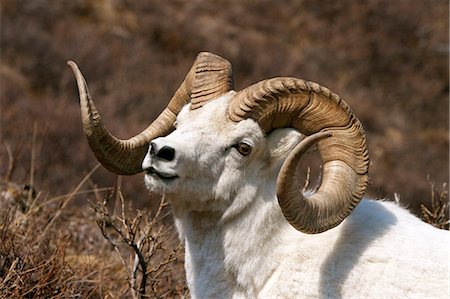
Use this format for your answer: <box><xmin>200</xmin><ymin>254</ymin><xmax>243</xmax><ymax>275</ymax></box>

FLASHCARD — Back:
<box><xmin>150</xmin><ymin>142</ymin><xmax>157</xmax><ymax>156</ymax></box>
<box><xmin>156</xmin><ymin>146</ymin><xmax>175</xmax><ymax>161</ymax></box>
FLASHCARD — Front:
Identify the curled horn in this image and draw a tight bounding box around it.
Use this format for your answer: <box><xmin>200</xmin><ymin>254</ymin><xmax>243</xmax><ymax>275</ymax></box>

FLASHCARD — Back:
<box><xmin>229</xmin><ymin>78</ymin><xmax>369</xmax><ymax>233</ymax></box>
<box><xmin>68</xmin><ymin>52</ymin><xmax>233</xmax><ymax>175</ymax></box>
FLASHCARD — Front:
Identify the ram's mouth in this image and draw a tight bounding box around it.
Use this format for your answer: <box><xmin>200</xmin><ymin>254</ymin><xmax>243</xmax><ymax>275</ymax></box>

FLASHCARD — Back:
<box><xmin>145</xmin><ymin>167</ymin><xmax>179</xmax><ymax>181</ymax></box>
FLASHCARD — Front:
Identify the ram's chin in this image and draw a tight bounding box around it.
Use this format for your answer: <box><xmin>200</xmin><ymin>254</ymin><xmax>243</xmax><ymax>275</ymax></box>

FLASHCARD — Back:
<box><xmin>144</xmin><ymin>174</ymin><xmax>177</xmax><ymax>193</ymax></box>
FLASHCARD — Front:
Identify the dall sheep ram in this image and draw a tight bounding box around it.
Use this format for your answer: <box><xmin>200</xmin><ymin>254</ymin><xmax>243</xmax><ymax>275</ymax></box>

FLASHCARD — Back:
<box><xmin>68</xmin><ymin>52</ymin><xmax>449</xmax><ymax>298</ymax></box>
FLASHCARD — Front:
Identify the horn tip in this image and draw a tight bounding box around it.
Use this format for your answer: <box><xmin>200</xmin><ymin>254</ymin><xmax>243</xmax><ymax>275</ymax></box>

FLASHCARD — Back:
<box><xmin>67</xmin><ymin>60</ymin><xmax>80</xmax><ymax>73</ymax></box>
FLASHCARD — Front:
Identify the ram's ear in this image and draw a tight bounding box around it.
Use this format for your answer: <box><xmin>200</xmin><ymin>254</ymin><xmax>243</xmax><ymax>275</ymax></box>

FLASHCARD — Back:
<box><xmin>266</xmin><ymin>128</ymin><xmax>304</xmax><ymax>161</ymax></box>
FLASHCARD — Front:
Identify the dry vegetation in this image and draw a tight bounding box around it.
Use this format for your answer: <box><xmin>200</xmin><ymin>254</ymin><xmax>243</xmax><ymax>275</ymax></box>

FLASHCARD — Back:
<box><xmin>0</xmin><ymin>157</ymin><xmax>187</xmax><ymax>298</ymax></box>
<box><xmin>420</xmin><ymin>179</ymin><xmax>449</xmax><ymax>230</ymax></box>
<box><xmin>0</xmin><ymin>0</ymin><xmax>448</xmax><ymax>297</ymax></box>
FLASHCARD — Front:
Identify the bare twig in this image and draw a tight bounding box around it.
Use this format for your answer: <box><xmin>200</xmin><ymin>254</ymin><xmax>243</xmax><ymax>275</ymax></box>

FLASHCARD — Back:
<box><xmin>28</xmin><ymin>123</ymin><xmax>38</xmax><ymax>204</ymax></box>
<box><xmin>92</xmin><ymin>193</ymin><xmax>182</xmax><ymax>298</ymax></box>
<box><xmin>0</xmin><ymin>257</ymin><xmax>19</xmax><ymax>286</ymax></box>
<box><xmin>4</xmin><ymin>142</ymin><xmax>15</xmax><ymax>181</ymax></box>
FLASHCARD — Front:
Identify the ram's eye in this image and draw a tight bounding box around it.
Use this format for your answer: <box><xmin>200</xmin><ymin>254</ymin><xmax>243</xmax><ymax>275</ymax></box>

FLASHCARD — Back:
<box><xmin>235</xmin><ymin>142</ymin><xmax>252</xmax><ymax>156</ymax></box>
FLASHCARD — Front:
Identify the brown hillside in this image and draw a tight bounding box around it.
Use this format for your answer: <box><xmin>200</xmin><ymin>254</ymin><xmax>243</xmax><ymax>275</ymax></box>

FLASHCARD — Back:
<box><xmin>1</xmin><ymin>0</ymin><xmax>448</xmax><ymax>213</ymax></box>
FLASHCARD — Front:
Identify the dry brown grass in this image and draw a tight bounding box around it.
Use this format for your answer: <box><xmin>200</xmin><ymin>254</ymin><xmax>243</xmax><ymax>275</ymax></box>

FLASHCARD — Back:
<box><xmin>0</xmin><ymin>146</ymin><xmax>187</xmax><ymax>298</ymax></box>
<box><xmin>0</xmin><ymin>184</ymin><xmax>187</xmax><ymax>298</ymax></box>
<box><xmin>421</xmin><ymin>179</ymin><xmax>449</xmax><ymax>230</ymax></box>
<box><xmin>0</xmin><ymin>186</ymin><xmax>120</xmax><ymax>298</ymax></box>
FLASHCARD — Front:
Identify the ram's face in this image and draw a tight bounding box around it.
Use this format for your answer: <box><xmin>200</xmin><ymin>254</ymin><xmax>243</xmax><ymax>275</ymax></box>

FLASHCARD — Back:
<box><xmin>142</xmin><ymin>93</ymin><xmax>303</xmax><ymax>212</ymax></box>
<box><xmin>142</xmin><ymin>93</ymin><xmax>266</xmax><ymax>210</ymax></box>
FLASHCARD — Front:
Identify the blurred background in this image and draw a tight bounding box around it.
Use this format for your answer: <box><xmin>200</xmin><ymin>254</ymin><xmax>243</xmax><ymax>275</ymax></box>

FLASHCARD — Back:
<box><xmin>1</xmin><ymin>0</ymin><xmax>448</xmax><ymax>215</ymax></box>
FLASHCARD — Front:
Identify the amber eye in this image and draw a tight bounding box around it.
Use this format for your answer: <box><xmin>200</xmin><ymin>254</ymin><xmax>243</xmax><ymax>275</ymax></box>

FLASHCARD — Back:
<box><xmin>235</xmin><ymin>142</ymin><xmax>252</xmax><ymax>156</ymax></box>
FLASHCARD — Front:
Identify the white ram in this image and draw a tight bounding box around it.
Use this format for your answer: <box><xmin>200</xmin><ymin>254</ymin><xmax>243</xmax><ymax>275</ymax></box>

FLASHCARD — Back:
<box><xmin>68</xmin><ymin>52</ymin><xmax>449</xmax><ymax>298</ymax></box>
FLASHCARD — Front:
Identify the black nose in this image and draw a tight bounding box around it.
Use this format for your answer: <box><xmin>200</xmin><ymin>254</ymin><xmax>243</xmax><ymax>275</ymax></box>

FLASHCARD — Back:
<box><xmin>150</xmin><ymin>143</ymin><xmax>176</xmax><ymax>161</ymax></box>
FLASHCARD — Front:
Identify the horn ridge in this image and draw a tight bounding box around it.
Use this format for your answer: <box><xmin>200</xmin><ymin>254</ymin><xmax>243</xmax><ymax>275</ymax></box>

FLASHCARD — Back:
<box><xmin>190</xmin><ymin>52</ymin><xmax>234</xmax><ymax>110</ymax></box>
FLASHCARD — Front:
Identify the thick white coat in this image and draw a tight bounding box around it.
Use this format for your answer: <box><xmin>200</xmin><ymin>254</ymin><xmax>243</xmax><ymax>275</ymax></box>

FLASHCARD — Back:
<box><xmin>142</xmin><ymin>93</ymin><xmax>450</xmax><ymax>298</ymax></box>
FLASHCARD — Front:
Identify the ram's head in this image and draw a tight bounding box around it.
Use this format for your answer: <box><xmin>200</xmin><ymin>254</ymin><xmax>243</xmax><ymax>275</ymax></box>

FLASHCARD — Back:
<box><xmin>68</xmin><ymin>52</ymin><xmax>369</xmax><ymax>234</ymax></box>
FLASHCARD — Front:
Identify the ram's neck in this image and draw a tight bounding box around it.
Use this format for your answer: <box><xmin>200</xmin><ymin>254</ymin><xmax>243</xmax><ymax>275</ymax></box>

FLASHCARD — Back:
<box><xmin>170</xmin><ymin>183</ymin><xmax>293</xmax><ymax>298</ymax></box>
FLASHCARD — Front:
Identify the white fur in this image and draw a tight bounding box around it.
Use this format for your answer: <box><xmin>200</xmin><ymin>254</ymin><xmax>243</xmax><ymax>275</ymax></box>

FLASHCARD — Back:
<box><xmin>142</xmin><ymin>93</ymin><xmax>450</xmax><ymax>298</ymax></box>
